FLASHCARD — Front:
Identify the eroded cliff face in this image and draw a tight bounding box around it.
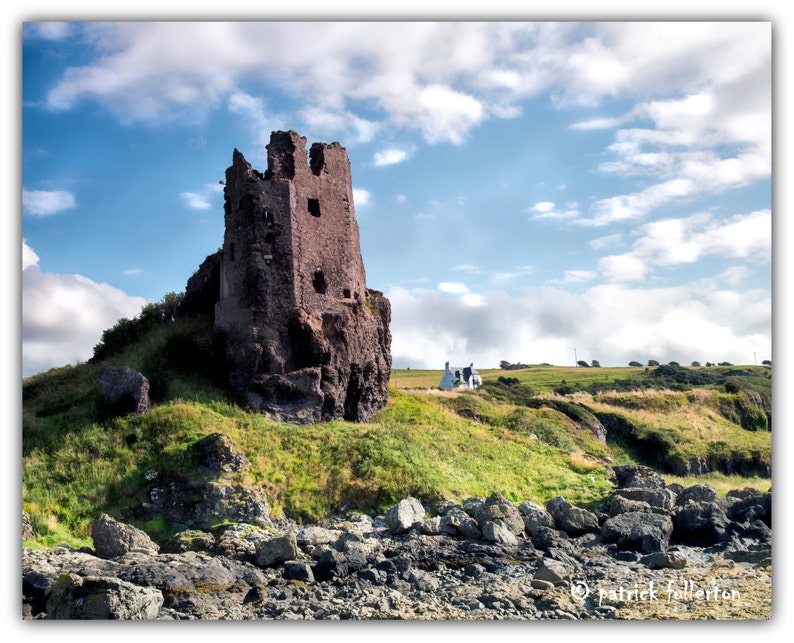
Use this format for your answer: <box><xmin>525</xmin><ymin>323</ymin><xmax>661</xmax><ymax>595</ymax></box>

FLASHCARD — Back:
<box><xmin>185</xmin><ymin>131</ymin><xmax>391</xmax><ymax>423</ymax></box>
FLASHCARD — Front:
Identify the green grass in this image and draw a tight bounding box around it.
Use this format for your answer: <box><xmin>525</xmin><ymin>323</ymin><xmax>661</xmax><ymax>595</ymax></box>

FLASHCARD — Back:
<box><xmin>22</xmin><ymin>316</ymin><xmax>772</xmax><ymax>548</ymax></box>
<box><xmin>392</xmin><ymin>365</ymin><xmax>649</xmax><ymax>392</ymax></box>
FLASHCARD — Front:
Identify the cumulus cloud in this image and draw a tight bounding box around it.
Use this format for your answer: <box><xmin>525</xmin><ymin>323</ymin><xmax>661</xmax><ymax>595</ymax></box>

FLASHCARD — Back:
<box><xmin>438</xmin><ymin>282</ymin><xmax>469</xmax><ymax>294</ymax></box>
<box><xmin>22</xmin><ymin>189</ymin><xmax>76</xmax><ymax>216</ymax></box>
<box><xmin>528</xmin><ymin>201</ymin><xmax>581</xmax><ymax>221</ymax></box>
<box><xmin>593</xmin><ymin>210</ymin><xmax>771</xmax><ymax>283</ymax></box>
<box><xmin>22</xmin><ymin>241</ymin><xmax>148</xmax><ymax>377</ymax></box>
<box><xmin>180</xmin><ymin>191</ymin><xmax>212</xmax><ymax>210</ymax></box>
<box><xmin>373</xmin><ymin>146</ymin><xmax>415</xmax><ymax>167</ymax></box>
<box><xmin>387</xmin><ymin>281</ymin><xmax>770</xmax><ymax>370</ymax></box>
<box><xmin>353</xmin><ymin>188</ymin><xmax>371</xmax><ymax>207</ymax></box>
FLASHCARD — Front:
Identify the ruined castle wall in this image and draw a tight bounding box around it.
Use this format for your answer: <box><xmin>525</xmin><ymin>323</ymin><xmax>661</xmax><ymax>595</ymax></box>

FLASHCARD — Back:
<box><xmin>211</xmin><ymin>131</ymin><xmax>391</xmax><ymax>423</ymax></box>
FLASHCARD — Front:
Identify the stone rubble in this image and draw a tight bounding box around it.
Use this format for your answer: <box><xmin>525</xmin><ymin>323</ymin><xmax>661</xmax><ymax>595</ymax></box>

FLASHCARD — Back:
<box><xmin>22</xmin><ymin>466</ymin><xmax>771</xmax><ymax>620</ymax></box>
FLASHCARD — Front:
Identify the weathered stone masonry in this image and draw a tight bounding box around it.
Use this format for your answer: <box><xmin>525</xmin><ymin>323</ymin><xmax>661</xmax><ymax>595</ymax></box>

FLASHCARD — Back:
<box><xmin>207</xmin><ymin>130</ymin><xmax>391</xmax><ymax>423</ymax></box>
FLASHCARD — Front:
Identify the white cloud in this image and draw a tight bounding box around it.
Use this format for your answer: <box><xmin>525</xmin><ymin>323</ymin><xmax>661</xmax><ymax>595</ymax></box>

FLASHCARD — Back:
<box><xmin>528</xmin><ymin>200</ymin><xmax>581</xmax><ymax>221</ymax></box>
<box><xmin>373</xmin><ymin>146</ymin><xmax>414</xmax><ymax>167</ymax></box>
<box><xmin>22</xmin><ymin>189</ymin><xmax>76</xmax><ymax>217</ymax></box>
<box><xmin>122</xmin><ymin>268</ymin><xmax>144</xmax><ymax>276</ymax></box>
<box><xmin>22</xmin><ymin>241</ymin><xmax>148</xmax><ymax>377</ymax></box>
<box><xmin>438</xmin><ymin>282</ymin><xmax>469</xmax><ymax>294</ymax></box>
<box><xmin>598</xmin><ymin>254</ymin><xmax>649</xmax><ymax>283</ymax></box>
<box><xmin>180</xmin><ymin>191</ymin><xmax>212</xmax><ymax>210</ymax></box>
<box><xmin>387</xmin><ymin>280</ymin><xmax>770</xmax><ymax>370</ymax></box>
<box><xmin>353</xmin><ymin>188</ymin><xmax>371</xmax><ymax>207</ymax></box>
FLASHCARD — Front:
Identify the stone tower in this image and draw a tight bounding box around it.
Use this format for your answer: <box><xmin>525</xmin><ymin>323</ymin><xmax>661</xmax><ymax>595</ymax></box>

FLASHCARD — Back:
<box><xmin>213</xmin><ymin>130</ymin><xmax>391</xmax><ymax>423</ymax></box>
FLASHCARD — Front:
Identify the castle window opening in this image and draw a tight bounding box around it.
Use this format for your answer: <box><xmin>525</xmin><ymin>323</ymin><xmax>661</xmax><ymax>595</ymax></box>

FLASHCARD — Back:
<box><xmin>343</xmin><ymin>288</ymin><xmax>351</xmax><ymax>299</ymax></box>
<box><xmin>313</xmin><ymin>270</ymin><xmax>327</xmax><ymax>294</ymax></box>
<box><xmin>263</xmin><ymin>209</ymin><xmax>273</xmax><ymax>226</ymax></box>
<box><xmin>264</xmin><ymin>232</ymin><xmax>275</xmax><ymax>244</ymax></box>
<box><xmin>308</xmin><ymin>198</ymin><xmax>321</xmax><ymax>217</ymax></box>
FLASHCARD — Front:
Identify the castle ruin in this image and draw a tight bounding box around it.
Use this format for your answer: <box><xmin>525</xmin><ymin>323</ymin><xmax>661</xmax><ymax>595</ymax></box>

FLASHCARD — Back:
<box><xmin>185</xmin><ymin>130</ymin><xmax>391</xmax><ymax>423</ymax></box>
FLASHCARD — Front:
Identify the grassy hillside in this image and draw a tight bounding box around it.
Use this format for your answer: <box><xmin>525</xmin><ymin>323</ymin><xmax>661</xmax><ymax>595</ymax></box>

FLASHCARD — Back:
<box><xmin>22</xmin><ymin>312</ymin><xmax>772</xmax><ymax>549</ymax></box>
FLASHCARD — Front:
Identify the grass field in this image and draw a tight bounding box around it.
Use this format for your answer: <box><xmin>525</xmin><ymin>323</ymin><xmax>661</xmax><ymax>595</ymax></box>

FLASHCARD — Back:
<box><xmin>21</xmin><ymin>312</ymin><xmax>771</xmax><ymax>549</ymax></box>
<box><xmin>391</xmin><ymin>365</ymin><xmax>652</xmax><ymax>392</ymax></box>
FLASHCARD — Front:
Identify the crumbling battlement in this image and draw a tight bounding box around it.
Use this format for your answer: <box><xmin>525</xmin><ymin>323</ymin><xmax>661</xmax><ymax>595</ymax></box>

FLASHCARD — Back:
<box><xmin>204</xmin><ymin>130</ymin><xmax>391</xmax><ymax>423</ymax></box>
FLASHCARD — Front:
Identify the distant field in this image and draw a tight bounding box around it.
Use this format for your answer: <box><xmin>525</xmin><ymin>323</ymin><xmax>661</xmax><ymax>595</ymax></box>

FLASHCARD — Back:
<box><xmin>390</xmin><ymin>365</ymin><xmax>650</xmax><ymax>393</ymax></box>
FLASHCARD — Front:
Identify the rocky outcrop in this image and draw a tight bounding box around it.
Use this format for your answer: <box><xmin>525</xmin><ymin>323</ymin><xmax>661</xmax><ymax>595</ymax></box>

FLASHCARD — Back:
<box><xmin>92</xmin><ymin>514</ymin><xmax>159</xmax><ymax>559</ymax></box>
<box><xmin>99</xmin><ymin>366</ymin><xmax>150</xmax><ymax>417</ymax></box>
<box><xmin>22</xmin><ymin>467</ymin><xmax>772</xmax><ymax>620</ymax></box>
<box><xmin>46</xmin><ymin>573</ymin><xmax>163</xmax><ymax>620</ymax></box>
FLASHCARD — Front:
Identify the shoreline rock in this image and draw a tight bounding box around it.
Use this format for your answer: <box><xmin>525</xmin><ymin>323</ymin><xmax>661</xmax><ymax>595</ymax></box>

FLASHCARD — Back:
<box><xmin>22</xmin><ymin>466</ymin><xmax>772</xmax><ymax>621</ymax></box>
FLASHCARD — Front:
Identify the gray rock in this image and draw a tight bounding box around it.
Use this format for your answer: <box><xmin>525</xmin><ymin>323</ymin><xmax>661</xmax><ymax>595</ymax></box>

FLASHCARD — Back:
<box><xmin>641</xmin><ymin>551</ymin><xmax>688</xmax><ymax>569</ymax></box>
<box><xmin>726</xmin><ymin>492</ymin><xmax>771</xmax><ymax>525</ymax></box>
<box><xmin>92</xmin><ymin>514</ymin><xmax>159</xmax><ymax>559</ymax></box>
<box><xmin>612</xmin><ymin>465</ymin><xmax>668</xmax><ymax>490</ymax></box>
<box><xmin>676</xmin><ymin>484</ymin><xmax>720</xmax><ymax>506</ymax></box>
<box><xmin>385</xmin><ymin>497</ymin><xmax>426</xmax><ymax>534</ymax></box>
<box><xmin>530</xmin><ymin>526</ymin><xmax>562</xmax><ymax>550</ymax></box>
<box><xmin>482</xmin><ymin>520</ymin><xmax>518</xmax><ymax>545</ymax></box>
<box><xmin>296</xmin><ymin>525</ymin><xmax>343</xmax><ymax>548</ymax></box>
<box><xmin>407</xmin><ymin>569</ymin><xmax>441</xmax><ymax>592</ymax></box>
<box><xmin>601</xmin><ymin>511</ymin><xmax>673</xmax><ymax>553</ymax></box>
<box><xmin>192</xmin><ymin>432</ymin><xmax>251</xmax><ymax>472</ymax></box>
<box><xmin>672</xmin><ymin>501</ymin><xmax>732</xmax><ymax>545</ymax></box>
<box><xmin>608</xmin><ymin>495</ymin><xmax>655</xmax><ymax>517</ymax></box>
<box><xmin>439</xmin><ymin>508</ymin><xmax>482</xmax><ymax>539</ymax></box>
<box><xmin>46</xmin><ymin>573</ymin><xmax>163</xmax><ymax>620</ymax></box>
<box><xmin>533</xmin><ymin>557</ymin><xmax>572</xmax><ymax>585</ymax></box>
<box><xmin>518</xmin><ymin>501</ymin><xmax>555</xmax><ymax>534</ymax></box>
<box><xmin>546</xmin><ymin>496</ymin><xmax>599</xmax><ymax>536</ymax></box>
<box><xmin>255</xmin><ymin>533</ymin><xmax>299</xmax><ymax>567</ymax></box>
<box><xmin>461</xmin><ymin>497</ymin><xmax>485</xmax><ymax>518</ymax></box>
<box><xmin>475</xmin><ymin>492</ymin><xmax>525</xmax><ymax>536</ymax></box>
<box><xmin>614</xmin><ymin>487</ymin><xmax>677</xmax><ymax>511</ymax></box>
<box><xmin>285</xmin><ymin>562</ymin><xmax>315</xmax><ymax>582</ymax></box>
<box><xmin>22</xmin><ymin>511</ymin><xmax>34</xmax><ymax>540</ymax></box>
<box><xmin>99</xmin><ymin>366</ymin><xmax>150</xmax><ymax>417</ymax></box>
<box><xmin>419</xmin><ymin>516</ymin><xmax>442</xmax><ymax>536</ymax></box>
<box><xmin>313</xmin><ymin>549</ymin><xmax>349</xmax><ymax>581</ymax></box>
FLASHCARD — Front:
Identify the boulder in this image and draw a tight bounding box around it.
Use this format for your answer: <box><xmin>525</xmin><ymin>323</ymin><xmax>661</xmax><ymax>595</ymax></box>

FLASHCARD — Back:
<box><xmin>144</xmin><ymin>478</ymin><xmax>270</xmax><ymax>530</ymax></box>
<box><xmin>546</xmin><ymin>496</ymin><xmax>599</xmax><ymax>536</ymax></box>
<box><xmin>46</xmin><ymin>573</ymin><xmax>163</xmax><ymax>620</ymax></box>
<box><xmin>676</xmin><ymin>484</ymin><xmax>720</xmax><ymax>506</ymax></box>
<box><xmin>191</xmin><ymin>433</ymin><xmax>251</xmax><ymax>473</ymax></box>
<box><xmin>255</xmin><ymin>533</ymin><xmax>299</xmax><ymax>567</ymax></box>
<box><xmin>313</xmin><ymin>549</ymin><xmax>350</xmax><ymax>582</ymax></box>
<box><xmin>726</xmin><ymin>491</ymin><xmax>771</xmax><ymax>526</ymax></box>
<box><xmin>608</xmin><ymin>495</ymin><xmax>656</xmax><ymax>517</ymax></box>
<box><xmin>92</xmin><ymin>514</ymin><xmax>159</xmax><ymax>559</ymax></box>
<box><xmin>601</xmin><ymin>512</ymin><xmax>673</xmax><ymax>553</ymax></box>
<box><xmin>285</xmin><ymin>562</ymin><xmax>315</xmax><ymax>582</ymax></box>
<box><xmin>99</xmin><ymin>366</ymin><xmax>151</xmax><ymax>417</ymax></box>
<box><xmin>518</xmin><ymin>501</ymin><xmax>555</xmax><ymax>534</ymax></box>
<box><xmin>475</xmin><ymin>492</ymin><xmax>524</xmax><ymax>536</ymax></box>
<box><xmin>614</xmin><ymin>487</ymin><xmax>677</xmax><ymax>511</ymax></box>
<box><xmin>482</xmin><ymin>520</ymin><xmax>518</xmax><ymax>545</ymax></box>
<box><xmin>641</xmin><ymin>551</ymin><xmax>688</xmax><ymax>569</ymax></box>
<box><xmin>439</xmin><ymin>508</ymin><xmax>482</xmax><ymax>539</ymax></box>
<box><xmin>672</xmin><ymin>501</ymin><xmax>732</xmax><ymax>545</ymax></box>
<box><xmin>163</xmin><ymin>530</ymin><xmax>216</xmax><ymax>554</ymax></box>
<box><xmin>385</xmin><ymin>497</ymin><xmax>425</xmax><ymax>534</ymax></box>
<box><xmin>612</xmin><ymin>464</ymin><xmax>668</xmax><ymax>490</ymax></box>
<box><xmin>533</xmin><ymin>557</ymin><xmax>573</xmax><ymax>586</ymax></box>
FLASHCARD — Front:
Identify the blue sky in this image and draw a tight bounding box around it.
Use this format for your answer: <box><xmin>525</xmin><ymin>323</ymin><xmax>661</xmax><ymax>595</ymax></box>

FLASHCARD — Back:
<box><xmin>20</xmin><ymin>20</ymin><xmax>773</xmax><ymax>377</ymax></box>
